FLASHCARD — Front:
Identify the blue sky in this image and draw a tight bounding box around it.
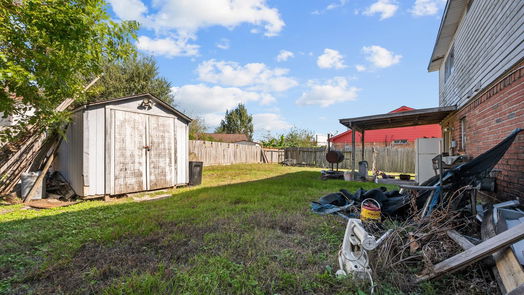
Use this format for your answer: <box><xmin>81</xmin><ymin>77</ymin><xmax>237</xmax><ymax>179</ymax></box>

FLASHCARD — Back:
<box><xmin>106</xmin><ymin>0</ymin><xmax>447</xmax><ymax>140</ymax></box>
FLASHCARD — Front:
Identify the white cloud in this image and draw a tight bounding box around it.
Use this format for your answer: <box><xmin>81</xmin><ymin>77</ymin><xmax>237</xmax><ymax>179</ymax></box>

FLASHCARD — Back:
<box><xmin>109</xmin><ymin>0</ymin><xmax>284</xmax><ymax>37</ymax></box>
<box><xmin>108</xmin><ymin>0</ymin><xmax>147</xmax><ymax>21</ymax></box>
<box><xmin>362</xmin><ymin>45</ymin><xmax>402</xmax><ymax>68</ymax></box>
<box><xmin>197</xmin><ymin>59</ymin><xmax>298</xmax><ymax>92</ymax></box>
<box><xmin>317</xmin><ymin>49</ymin><xmax>347</xmax><ymax>69</ymax></box>
<box><xmin>296</xmin><ymin>77</ymin><xmax>360</xmax><ymax>107</ymax></box>
<box><xmin>363</xmin><ymin>0</ymin><xmax>399</xmax><ymax>20</ymax></box>
<box><xmin>326</xmin><ymin>0</ymin><xmax>349</xmax><ymax>10</ymax></box>
<box><xmin>355</xmin><ymin>65</ymin><xmax>367</xmax><ymax>72</ymax></box>
<box><xmin>136</xmin><ymin>36</ymin><xmax>199</xmax><ymax>57</ymax></box>
<box><xmin>409</xmin><ymin>0</ymin><xmax>446</xmax><ymax>16</ymax></box>
<box><xmin>172</xmin><ymin>84</ymin><xmax>275</xmax><ymax>128</ymax></box>
<box><xmin>216</xmin><ymin>38</ymin><xmax>230</xmax><ymax>50</ymax></box>
<box><xmin>253</xmin><ymin>113</ymin><xmax>292</xmax><ymax>131</ymax></box>
<box><xmin>312</xmin><ymin>0</ymin><xmax>349</xmax><ymax>14</ymax></box>
<box><xmin>276</xmin><ymin>50</ymin><xmax>294</xmax><ymax>62</ymax></box>
<box><xmin>202</xmin><ymin>113</ymin><xmax>224</xmax><ymax>127</ymax></box>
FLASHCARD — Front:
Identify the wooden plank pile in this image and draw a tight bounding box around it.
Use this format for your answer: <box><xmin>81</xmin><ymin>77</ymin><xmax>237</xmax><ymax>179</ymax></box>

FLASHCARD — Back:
<box><xmin>0</xmin><ymin>99</ymin><xmax>72</xmax><ymax>200</ymax></box>
<box><xmin>367</xmin><ymin>199</ymin><xmax>524</xmax><ymax>294</ymax></box>
<box><xmin>0</xmin><ymin>78</ymin><xmax>98</xmax><ymax>203</ymax></box>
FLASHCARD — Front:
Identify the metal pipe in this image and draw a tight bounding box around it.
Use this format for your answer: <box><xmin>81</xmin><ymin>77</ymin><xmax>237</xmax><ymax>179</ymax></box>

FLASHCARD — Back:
<box><xmin>438</xmin><ymin>154</ymin><xmax>443</xmax><ymax>184</ymax></box>
<box><xmin>400</xmin><ymin>185</ymin><xmax>439</xmax><ymax>190</ymax></box>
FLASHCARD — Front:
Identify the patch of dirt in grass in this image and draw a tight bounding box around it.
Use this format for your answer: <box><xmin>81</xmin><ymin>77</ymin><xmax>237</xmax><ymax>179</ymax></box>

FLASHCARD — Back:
<box><xmin>242</xmin><ymin>211</ymin><xmax>353</xmax><ymax>293</ymax></box>
<box><xmin>247</xmin><ymin>211</ymin><xmax>310</xmax><ymax>235</ymax></box>
<box><xmin>14</xmin><ymin>221</ymin><xmax>220</xmax><ymax>295</ymax></box>
<box><xmin>13</xmin><ymin>212</ymin><xmax>355</xmax><ymax>295</ymax></box>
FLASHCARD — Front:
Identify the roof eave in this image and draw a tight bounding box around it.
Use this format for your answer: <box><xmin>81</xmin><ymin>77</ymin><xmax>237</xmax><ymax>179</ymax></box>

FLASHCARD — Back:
<box><xmin>74</xmin><ymin>93</ymin><xmax>192</xmax><ymax>123</ymax></box>
<box><xmin>427</xmin><ymin>0</ymin><xmax>467</xmax><ymax>72</ymax></box>
<box><xmin>339</xmin><ymin>106</ymin><xmax>457</xmax><ymax>130</ymax></box>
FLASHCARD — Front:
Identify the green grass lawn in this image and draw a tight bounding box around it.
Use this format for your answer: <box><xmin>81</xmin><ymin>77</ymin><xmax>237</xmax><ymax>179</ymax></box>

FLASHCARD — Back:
<box><xmin>0</xmin><ymin>164</ymin><xmax>402</xmax><ymax>294</ymax></box>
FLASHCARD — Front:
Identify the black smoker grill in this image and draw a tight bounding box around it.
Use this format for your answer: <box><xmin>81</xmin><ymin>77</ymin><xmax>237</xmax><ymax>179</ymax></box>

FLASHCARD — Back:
<box><xmin>321</xmin><ymin>148</ymin><xmax>345</xmax><ymax>180</ymax></box>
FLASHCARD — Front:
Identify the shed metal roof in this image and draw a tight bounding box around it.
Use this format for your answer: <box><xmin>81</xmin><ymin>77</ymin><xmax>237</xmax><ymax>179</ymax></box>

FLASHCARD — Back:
<box><xmin>339</xmin><ymin>106</ymin><xmax>456</xmax><ymax>131</ymax></box>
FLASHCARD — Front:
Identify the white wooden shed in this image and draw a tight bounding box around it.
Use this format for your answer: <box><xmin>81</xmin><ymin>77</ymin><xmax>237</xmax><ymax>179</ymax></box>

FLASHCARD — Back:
<box><xmin>56</xmin><ymin>94</ymin><xmax>191</xmax><ymax>197</ymax></box>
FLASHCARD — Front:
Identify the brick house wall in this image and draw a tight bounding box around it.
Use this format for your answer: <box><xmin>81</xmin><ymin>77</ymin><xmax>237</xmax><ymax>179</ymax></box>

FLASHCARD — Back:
<box><xmin>441</xmin><ymin>60</ymin><xmax>524</xmax><ymax>199</ymax></box>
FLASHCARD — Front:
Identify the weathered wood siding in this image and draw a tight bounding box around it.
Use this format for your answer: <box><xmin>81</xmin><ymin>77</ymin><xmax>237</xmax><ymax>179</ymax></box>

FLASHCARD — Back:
<box><xmin>108</xmin><ymin>108</ymin><xmax>180</xmax><ymax>194</ymax></box>
<box><xmin>439</xmin><ymin>0</ymin><xmax>524</xmax><ymax>107</ymax></box>
<box><xmin>284</xmin><ymin>147</ymin><xmax>415</xmax><ymax>173</ymax></box>
<box><xmin>148</xmin><ymin>116</ymin><xmax>176</xmax><ymax>190</ymax></box>
<box><xmin>112</xmin><ymin>110</ymin><xmax>147</xmax><ymax>195</ymax></box>
<box><xmin>189</xmin><ymin>140</ymin><xmax>262</xmax><ymax>166</ymax></box>
<box><xmin>58</xmin><ymin>95</ymin><xmax>190</xmax><ymax>196</ymax></box>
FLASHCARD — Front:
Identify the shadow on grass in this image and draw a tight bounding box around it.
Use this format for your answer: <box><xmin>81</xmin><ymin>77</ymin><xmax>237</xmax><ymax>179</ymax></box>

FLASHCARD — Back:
<box><xmin>0</xmin><ymin>171</ymin><xmax>392</xmax><ymax>295</ymax></box>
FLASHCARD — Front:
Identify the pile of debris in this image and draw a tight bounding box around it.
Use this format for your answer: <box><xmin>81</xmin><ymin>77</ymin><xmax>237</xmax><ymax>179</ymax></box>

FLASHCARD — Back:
<box><xmin>311</xmin><ymin>128</ymin><xmax>524</xmax><ymax>294</ymax></box>
<box><xmin>0</xmin><ymin>79</ymin><xmax>100</xmax><ymax>207</ymax></box>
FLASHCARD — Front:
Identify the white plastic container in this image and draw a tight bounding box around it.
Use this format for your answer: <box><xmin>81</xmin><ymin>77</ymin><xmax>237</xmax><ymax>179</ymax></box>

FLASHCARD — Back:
<box><xmin>343</xmin><ymin>171</ymin><xmax>352</xmax><ymax>181</ymax></box>
<box><xmin>21</xmin><ymin>172</ymin><xmax>45</xmax><ymax>200</ymax></box>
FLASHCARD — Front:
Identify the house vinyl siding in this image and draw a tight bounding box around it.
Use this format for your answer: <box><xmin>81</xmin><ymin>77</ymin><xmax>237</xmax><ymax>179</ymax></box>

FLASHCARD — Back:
<box><xmin>439</xmin><ymin>0</ymin><xmax>524</xmax><ymax>108</ymax></box>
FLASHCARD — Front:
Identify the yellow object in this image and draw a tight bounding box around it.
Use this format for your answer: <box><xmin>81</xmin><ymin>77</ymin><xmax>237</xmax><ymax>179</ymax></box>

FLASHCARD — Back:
<box><xmin>360</xmin><ymin>198</ymin><xmax>381</xmax><ymax>222</ymax></box>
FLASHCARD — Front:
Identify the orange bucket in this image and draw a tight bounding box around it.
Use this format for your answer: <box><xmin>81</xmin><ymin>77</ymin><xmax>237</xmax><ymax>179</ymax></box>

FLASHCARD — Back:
<box><xmin>360</xmin><ymin>198</ymin><xmax>381</xmax><ymax>222</ymax></box>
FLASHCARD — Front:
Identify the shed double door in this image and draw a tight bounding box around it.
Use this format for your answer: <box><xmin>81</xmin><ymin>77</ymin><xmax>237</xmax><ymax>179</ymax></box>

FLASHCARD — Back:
<box><xmin>110</xmin><ymin>109</ymin><xmax>176</xmax><ymax>194</ymax></box>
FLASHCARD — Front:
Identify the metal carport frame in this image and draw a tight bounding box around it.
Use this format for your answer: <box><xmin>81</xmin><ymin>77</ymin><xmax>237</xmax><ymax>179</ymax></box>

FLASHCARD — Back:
<box><xmin>338</xmin><ymin>106</ymin><xmax>457</xmax><ymax>179</ymax></box>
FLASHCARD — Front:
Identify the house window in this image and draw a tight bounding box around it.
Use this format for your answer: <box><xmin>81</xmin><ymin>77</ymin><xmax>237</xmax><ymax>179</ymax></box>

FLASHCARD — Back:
<box><xmin>460</xmin><ymin>117</ymin><xmax>466</xmax><ymax>151</ymax></box>
<box><xmin>392</xmin><ymin>139</ymin><xmax>408</xmax><ymax>145</ymax></box>
<box><xmin>445</xmin><ymin>46</ymin><xmax>454</xmax><ymax>82</ymax></box>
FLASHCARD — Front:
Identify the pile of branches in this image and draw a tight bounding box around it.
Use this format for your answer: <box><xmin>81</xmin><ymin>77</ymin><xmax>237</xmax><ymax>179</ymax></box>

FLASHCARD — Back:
<box><xmin>365</xmin><ymin>200</ymin><xmax>498</xmax><ymax>294</ymax></box>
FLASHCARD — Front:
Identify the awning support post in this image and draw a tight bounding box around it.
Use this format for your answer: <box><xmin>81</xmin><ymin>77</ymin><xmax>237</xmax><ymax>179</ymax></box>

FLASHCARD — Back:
<box><xmin>351</xmin><ymin>127</ymin><xmax>356</xmax><ymax>180</ymax></box>
<box><xmin>361</xmin><ymin>130</ymin><xmax>365</xmax><ymax>162</ymax></box>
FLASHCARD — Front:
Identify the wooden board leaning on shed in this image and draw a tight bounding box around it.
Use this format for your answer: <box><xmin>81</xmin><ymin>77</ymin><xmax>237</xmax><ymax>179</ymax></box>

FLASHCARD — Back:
<box><xmin>1</xmin><ymin>78</ymin><xmax>99</xmax><ymax>200</ymax></box>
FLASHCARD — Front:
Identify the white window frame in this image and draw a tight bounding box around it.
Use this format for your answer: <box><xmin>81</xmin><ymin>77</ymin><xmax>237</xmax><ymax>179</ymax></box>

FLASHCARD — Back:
<box><xmin>445</xmin><ymin>46</ymin><xmax>455</xmax><ymax>83</ymax></box>
<box><xmin>460</xmin><ymin>117</ymin><xmax>466</xmax><ymax>151</ymax></box>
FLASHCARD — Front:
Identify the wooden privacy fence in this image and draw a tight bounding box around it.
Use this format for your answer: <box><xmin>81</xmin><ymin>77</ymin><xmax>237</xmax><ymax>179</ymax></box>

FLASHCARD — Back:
<box><xmin>263</xmin><ymin>149</ymin><xmax>285</xmax><ymax>163</ymax></box>
<box><xmin>284</xmin><ymin>146</ymin><xmax>415</xmax><ymax>173</ymax></box>
<box><xmin>189</xmin><ymin>140</ymin><xmax>413</xmax><ymax>172</ymax></box>
<box><xmin>188</xmin><ymin>140</ymin><xmax>261</xmax><ymax>166</ymax></box>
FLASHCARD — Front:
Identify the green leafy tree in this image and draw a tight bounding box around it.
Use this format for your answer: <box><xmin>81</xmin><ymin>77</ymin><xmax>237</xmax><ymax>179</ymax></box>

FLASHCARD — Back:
<box><xmin>215</xmin><ymin>104</ymin><xmax>254</xmax><ymax>141</ymax></box>
<box><xmin>260</xmin><ymin>128</ymin><xmax>317</xmax><ymax>148</ymax></box>
<box><xmin>0</xmin><ymin>0</ymin><xmax>138</xmax><ymax>139</ymax></box>
<box><xmin>284</xmin><ymin>128</ymin><xmax>317</xmax><ymax>147</ymax></box>
<box><xmin>86</xmin><ymin>55</ymin><xmax>174</xmax><ymax>104</ymax></box>
<box><xmin>189</xmin><ymin>117</ymin><xmax>209</xmax><ymax>140</ymax></box>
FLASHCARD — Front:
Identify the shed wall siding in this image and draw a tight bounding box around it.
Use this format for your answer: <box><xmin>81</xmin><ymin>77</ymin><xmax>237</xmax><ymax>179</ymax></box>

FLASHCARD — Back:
<box><xmin>176</xmin><ymin>118</ymin><xmax>188</xmax><ymax>184</ymax></box>
<box><xmin>57</xmin><ymin>96</ymin><xmax>190</xmax><ymax>196</ymax></box>
<box><xmin>85</xmin><ymin>107</ymin><xmax>106</xmax><ymax>196</ymax></box>
<box><xmin>57</xmin><ymin>111</ymin><xmax>84</xmax><ymax>195</ymax></box>
<box><xmin>439</xmin><ymin>0</ymin><xmax>524</xmax><ymax>107</ymax></box>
